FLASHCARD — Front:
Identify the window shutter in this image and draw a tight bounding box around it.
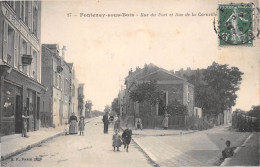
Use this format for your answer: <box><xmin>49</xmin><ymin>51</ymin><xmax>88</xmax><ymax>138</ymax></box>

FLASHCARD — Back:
<box><xmin>14</xmin><ymin>32</ymin><xmax>19</xmax><ymax>68</ymax></box>
<box><xmin>3</xmin><ymin>21</ymin><xmax>8</xmax><ymax>62</ymax></box>
<box><xmin>37</xmin><ymin>52</ymin><xmax>40</xmax><ymax>82</ymax></box>
<box><xmin>28</xmin><ymin>1</ymin><xmax>31</xmax><ymax>29</ymax></box>
<box><xmin>19</xmin><ymin>37</ymin><xmax>23</xmax><ymax>71</ymax></box>
<box><xmin>26</xmin><ymin>45</ymin><xmax>30</xmax><ymax>75</ymax></box>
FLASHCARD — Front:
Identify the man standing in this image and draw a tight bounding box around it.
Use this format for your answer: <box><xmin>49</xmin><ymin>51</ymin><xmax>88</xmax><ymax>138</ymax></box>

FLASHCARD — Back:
<box><xmin>103</xmin><ymin>111</ymin><xmax>109</xmax><ymax>133</ymax></box>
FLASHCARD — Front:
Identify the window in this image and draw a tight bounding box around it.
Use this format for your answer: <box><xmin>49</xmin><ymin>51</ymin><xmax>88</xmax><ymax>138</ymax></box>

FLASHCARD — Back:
<box><xmin>72</xmin><ymin>84</ymin><xmax>75</xmax><ymax>96</ymax></box>
<box><xmin>21</xmin><ymin>40</ymin><xmax>27</xmax><ymax>73</ymax></box>
<box><xmin>20</xmin><ymin>1</ymin><xmax>24</xmax><ymax>21</ymax></box>
<box><xmin>6</xmin><ymin>1</ymin><xmax>15</xmax><ymax>10</ymax></box>
<box><xmin>54</xmin><ymin>72</ymin><xmax>58</xmax><ymax>87</ymax></box>
<box><xmin>59</xmin><ymin>75</ymin><xmax>61</xmax><ymax>89</ymax></box>
<box><xmin>30</xmin><ymin>50</ymin><xmax>37</xmax><ymax>79</ymax></box>
<box><xmin>7</xmin><ymin>26</ymin><xmax>15</xmax><ymax>66</ymax></box>
<box><xmin>33</xmin><ymin>4</ymin><xmax>38</xmax><ymax>36</ymax></box>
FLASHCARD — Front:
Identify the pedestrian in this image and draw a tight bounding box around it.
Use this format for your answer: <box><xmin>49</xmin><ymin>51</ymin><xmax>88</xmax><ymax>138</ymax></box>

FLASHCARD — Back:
<box><xmin>69</xmin><ymin>113</ymin><xmax>78</xmax><ymax>134</ymax></box>
<box><xmin>222</xmin><ymin>140</ymin><xmax>234</xmax><ymax>160</ymax></box>
<box><xmin>103</xmin><ymin>111</ymin><xmax>109</xmax><ymax>133</ymax></box>
<box><xmin>122</xmin><ymin>124</ymin><xmax>132</xmax><ymax>152</ymax></box>
<box><xmin>78</xmin><ymin>116</ymin><xmax>85</xmax><ymax>136</ymax></box>
<box><xmin>162</xmin><ymin>112</ymin><xmax>170</xmax><ymax>130</ymax></box>
<box><xmin>112</xmin><ymin>129</ymin><xmax>122</xmax><ymax>151</ymax></box>
<box><xmin>114</xmin><ymin>118</ymin><xmax>120</xmax><ymax>132</ymax></box>
<box><xmin>22</xmin><ymin>114</ymin><xmax>29</xmax><ymax>137</ymax></box>
<box><xmin>136</xmin><ymin>118</ymin><xmax>143</xmax><ymax>130</ymax></box>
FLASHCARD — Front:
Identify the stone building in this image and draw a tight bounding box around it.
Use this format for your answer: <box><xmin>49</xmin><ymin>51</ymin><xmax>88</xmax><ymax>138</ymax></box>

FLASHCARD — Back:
<box><xmin>68</xmin><ymin>63</ymin><xmax>79</xmax><ymax>116</ymax></box>
<box><xmin>41</xmin><ymin>44</ymin><xmax>72</xmax><ymax>127</ymax></box>
<box><xmin>0</xmin><ymin>1</ymin><xmax>43</xmax><ymax>136</ymax></box>
<box><xmin>124</xmin><ymin>64</ymin><xmax>194</xmax><ymax>127</ymax></box>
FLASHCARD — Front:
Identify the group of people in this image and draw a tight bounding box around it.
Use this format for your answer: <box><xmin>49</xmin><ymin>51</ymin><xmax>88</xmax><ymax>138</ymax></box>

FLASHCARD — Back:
<box><xmin>68</xmin><ymin>113</ymin><xmax>85</xmax><ymax>135</ymax></box>
<box><xmin>102</xmin><ymin>112</ymin><xmax>132</xmax><ymax>152</ymax></box>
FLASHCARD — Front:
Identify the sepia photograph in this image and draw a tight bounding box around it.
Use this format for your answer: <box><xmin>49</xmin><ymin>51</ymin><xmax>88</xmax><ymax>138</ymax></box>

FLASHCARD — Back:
<box><xmin>0</xmin><ymin>0</ymin><xmax>259</xmax><ymax>166</ymax></box>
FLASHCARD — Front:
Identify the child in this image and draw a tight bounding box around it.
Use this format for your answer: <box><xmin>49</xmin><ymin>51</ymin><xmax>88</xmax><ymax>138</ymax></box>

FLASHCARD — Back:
<box><xmin>112</xmin><ymin>129</ymin><xmax>122</xmax><ymax>151</ymax></box>
<box><xmin>78</xmin><ymin>116</ymin><xmax>85</xmax><ymax>136</ymax></box>
<box><xmin>222</xmin><ymin>140</ymin><xmax>234</xmax><ymax>159</ymax></box>
<box><xmin>122</xmin><ymin>124</ymin><xmax>132</xmax><ymax>152</ymax></box>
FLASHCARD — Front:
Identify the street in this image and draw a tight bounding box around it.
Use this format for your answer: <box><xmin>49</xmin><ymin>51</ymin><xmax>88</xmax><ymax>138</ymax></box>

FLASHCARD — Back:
<box><xmin>2</xmin><ymin>117</ymin><xmax>152</xmax><ymax>167</ymax></box>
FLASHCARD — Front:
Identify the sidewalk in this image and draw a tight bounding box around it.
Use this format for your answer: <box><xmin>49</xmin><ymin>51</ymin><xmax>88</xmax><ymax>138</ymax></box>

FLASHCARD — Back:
<box><xmin>0</xmin><ymin>117</ymin><xmax>95</xmax><ymax>161</ymax></box>
<box><xmin>221</xmin><ymin>132</ymin><xmax>259</xmax><ymax>166</ymax></box>
<box><xmin>129</xmin><ymin>125</ymin><xmax>251</xmax><ymax>166</ymax></box>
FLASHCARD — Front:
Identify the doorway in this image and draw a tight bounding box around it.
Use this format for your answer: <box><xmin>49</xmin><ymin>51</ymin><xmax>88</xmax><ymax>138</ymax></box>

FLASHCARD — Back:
<box><xmin>15</xmin><ymin>95</ymin><xmax>22</xmax><ymax>133</ymax></box>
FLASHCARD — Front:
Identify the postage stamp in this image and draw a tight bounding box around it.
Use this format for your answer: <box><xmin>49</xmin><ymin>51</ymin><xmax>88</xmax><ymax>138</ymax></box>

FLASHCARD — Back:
<box><xmin>218</xmin><ymin>3</ymin><xmax>253</xmax><ymax>46</ymax></box>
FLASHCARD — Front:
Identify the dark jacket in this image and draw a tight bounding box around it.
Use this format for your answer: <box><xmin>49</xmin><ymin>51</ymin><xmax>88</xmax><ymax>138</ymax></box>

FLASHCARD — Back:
<box><xmin>69</xmin><ymin>115</ymin><xmax>78</xmax><ymax>123</ymax></box>
<box><xmin>103</xmin><ymin>114</ymin><xmax>109</xmax><ymax>124</ymax></box>
<box><xmin>122</xmin><ymin>129</ymin><xmax>132</xmax><ymax>144</ymax></box>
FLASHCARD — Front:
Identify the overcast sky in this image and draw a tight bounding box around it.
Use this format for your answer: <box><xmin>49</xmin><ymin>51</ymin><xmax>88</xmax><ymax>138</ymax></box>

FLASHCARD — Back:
<box><xmin>41</xmin><ymin>0</ymin><xmax>260</xmax><ymax>111</ymax></box>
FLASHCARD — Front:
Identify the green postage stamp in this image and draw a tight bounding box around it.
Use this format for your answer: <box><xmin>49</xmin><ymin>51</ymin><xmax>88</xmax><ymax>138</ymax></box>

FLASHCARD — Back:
<box><xmin>218</xmin><ymin>3</ymin><xmax>253</xmax><ymax>46</ymax></box>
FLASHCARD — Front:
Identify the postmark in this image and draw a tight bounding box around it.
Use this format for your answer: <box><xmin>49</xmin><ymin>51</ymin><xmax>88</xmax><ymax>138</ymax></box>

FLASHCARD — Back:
<box><xmin>217</xmin><ymin>3</ymin><xmax>254</xmax><ymax>46</ymax></box>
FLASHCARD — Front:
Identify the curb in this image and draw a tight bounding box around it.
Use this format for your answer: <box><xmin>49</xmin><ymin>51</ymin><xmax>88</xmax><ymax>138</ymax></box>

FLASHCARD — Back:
<box><xmin>131</xmin><ymin>137</ymin><xmax>160</xmax><ymax>167</ymax></box>
<box><xmin>220</xmin><ymin>132</ymin><xmax>254</xmax><ymax>166</ymax></box>
<box><xmin>132</xmin><ymin>130</ymin><xmax>198</xmax><ymax>137</ymax></box>
<box><xmin>1</xmin><ymin>131</ymin><xmax>65</xmax><ymax>161</ymax></box>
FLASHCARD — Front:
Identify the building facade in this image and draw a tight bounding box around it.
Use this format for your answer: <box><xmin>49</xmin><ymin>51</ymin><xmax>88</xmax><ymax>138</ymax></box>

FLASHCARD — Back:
<box><xmin>41</xmin><ymin>44</ymin><xmax>72</xmax><ymax>127</ymax></box>
<box><xmin>0</xmin><ymin>1</ymin><xmax>43</xmax><ymax>136</ymax></box>
<box><xmin>124</xmin><ymin>64</ymin><xmax>194</xmax><ymax>118</ymax></box>
<box><xmin>68</xmin><ymin>63</ymin><xmax>79</xmax><ymax>116</ymax></box>
<box><xmin>78</xmin><ymin>83</ymin><xmax>85</xmax><ymax>117</ymax></box>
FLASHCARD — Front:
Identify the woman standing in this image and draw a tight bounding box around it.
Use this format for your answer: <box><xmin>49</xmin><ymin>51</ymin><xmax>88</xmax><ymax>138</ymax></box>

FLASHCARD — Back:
<box><xmin>162</xmin><ymin>112</ymin><xmax>170</xmax><ymax>130</ymax></box>
<box><xmin>69</xmin><ymin>113</ymin><xmax>78</xmax><ymax>134</ymax></box>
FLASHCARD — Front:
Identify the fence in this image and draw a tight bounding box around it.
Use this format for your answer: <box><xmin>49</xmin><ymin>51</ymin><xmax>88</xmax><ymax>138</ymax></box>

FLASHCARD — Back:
<box><xmin>232</xmin><ymin>112</ymin><xmax>258</xmax><ymax>132</ymax></box>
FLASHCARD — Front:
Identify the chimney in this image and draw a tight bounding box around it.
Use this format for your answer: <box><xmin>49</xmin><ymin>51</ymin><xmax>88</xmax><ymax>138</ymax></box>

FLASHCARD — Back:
<box><xmin>62</xmin><ymin>45</ymin><xmax>66</xmax><ymax>59</ymax></box>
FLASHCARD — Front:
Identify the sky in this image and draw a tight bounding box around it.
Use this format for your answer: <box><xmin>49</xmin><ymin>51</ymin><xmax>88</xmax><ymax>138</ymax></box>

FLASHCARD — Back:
<box><xmin>41</xmin><ymin>0</ymin><xmax>260</xmax><ymax>111</ymax></box>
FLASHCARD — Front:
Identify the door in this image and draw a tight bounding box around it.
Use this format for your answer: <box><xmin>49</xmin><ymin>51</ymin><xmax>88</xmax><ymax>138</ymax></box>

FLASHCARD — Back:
<box><xmin>26</xmin><ymin>97</ymin><xmax>29</xmax><ymax>131</ymax></box>
<box><xmin>15</xmin><ymin>95</ymin><xmax>22</xmax><ymax>133</ymax></box>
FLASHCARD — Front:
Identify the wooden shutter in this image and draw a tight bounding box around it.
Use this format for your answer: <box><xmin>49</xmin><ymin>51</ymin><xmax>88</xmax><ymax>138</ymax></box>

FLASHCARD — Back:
<box><xmin>19</xmin><ymin>37</ymin><xmax>23</xmax><ymax>71</ymax></box>
<box><xmin>37</xmin><ymin>52</ymin><xmax>40</xmax><ymax>82</ymax></box>
<box><xmin>3</xmin><ymin>21</ymin><xmax>8</xmax><ymax>62</ymax></box>
<box><xmin>26</xmin><ymin>45</ymin><xmax>30</xmax><ymax>75</ymax></box>
<box><xmin>14</xmin><ymin>32</ymin><xmax>19</xmax><ymax>68</ymax></box>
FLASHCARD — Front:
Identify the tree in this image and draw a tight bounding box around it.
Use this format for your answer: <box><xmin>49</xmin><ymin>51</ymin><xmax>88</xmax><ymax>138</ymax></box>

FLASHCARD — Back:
<box><xmin>111</xmin><ymin>98</ymin><xmax>120</xmax><ymax>116</ymax></box>
<box><xmin>203</xmin><ymin>62</ymin><xmax>243</xmax><ymax>114</ymax></box>
<box><xmin>167</xmin><ymin>100</ymin><xmax>188</xmax><ymax>116</ymax></box>
<box><xmin>129</xmin><ymin>80</ymin><xmax>163</xmax><ymax>105</ymax></box>
<box><xmin>104</xmin><ymin>105</ymin><xmax>111</xmax><ymax>113</ymax></box>
<box><xmin>247</xmin><ymin>105</ymin><xmax>260</xmax><ymax>117</ymax></box>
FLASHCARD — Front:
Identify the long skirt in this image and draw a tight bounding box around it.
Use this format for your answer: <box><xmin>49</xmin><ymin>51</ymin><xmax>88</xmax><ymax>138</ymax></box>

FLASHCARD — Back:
<box><xmin>69</xmin><ymin>120</ymin><xmax>78</xmax><ymax>134</ymax></box>
<box><xmin>162</xmin><ymin>117</ymin><xmax>169</xmax><ymax>128</ymax></box>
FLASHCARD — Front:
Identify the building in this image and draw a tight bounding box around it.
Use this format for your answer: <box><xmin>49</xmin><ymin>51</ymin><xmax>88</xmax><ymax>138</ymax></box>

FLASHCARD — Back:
<box><xmin>41</xmin><ymin>44</ymin><xmax>72</xmax><ymax>127</ymax></box>
<box><xmin>118</xmin><ymin>89</ymin><xmax>126</xmax><ymax>117</ymax></box>
<box><xmin>0</xmin><ymin>1</ymin><xmax>43</xmax><ymax>136</ymax></box>
<box><xmin>78</xmin><ymin>83</ymin><xmax>85</xmax><ymax>117</ymax></box>
<box><xmin>124</xmin><ymin>64</ymin><xmax>194</xmax><ymax>127</ymax></box>
<box><xmin>68</xmin><ymin>63</ymin><xmax>79</xmax><ymax>116</ymax></box>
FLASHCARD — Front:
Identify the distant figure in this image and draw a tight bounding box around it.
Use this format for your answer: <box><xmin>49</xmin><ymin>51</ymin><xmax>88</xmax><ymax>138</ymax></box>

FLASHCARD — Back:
<box><xmin>112</xmin><ymin>129</ymin><xmax>122</xmax><ymax>151</ymax></box>
<box><xmin>222</xmin><ymin>140</ymin><xmax>234</xmax><ymax>159</ymax></box>
<box><xmin>136</xmin><ymin>118</ymin><xmax>143</xmax><ymax>130</ymax></box>
<box><xmin>114</xmin><ymin>118</ymin><xmax>120</xmax><ymax>132</ymax></box>
<box><xmin>103</xmin><ymin>111</ymin><xmax>109</xmax><ymax>134</ymax></box>
<box><xmin>78</xmin><ymin>116</ymin><xmax>85</xmax><ymax>136</ymax></box>
<box><xmin>109</xmin><ymin>115</ymin><xmax>114</xmax><ymax>125</ymax></box>
<box><xmin>69</xmin><ymin>113</ymin><xmax>78</xmax><ymax>134</ymax></box>
<box><xmin>162</xmin><ymin>112</ymin><xmax>170</xmax><ymax>130</ymax></box>
<box><xmin>122</xmin><ymin>124</ymin><xmax>132</xmax><ymax>152</ymax></box>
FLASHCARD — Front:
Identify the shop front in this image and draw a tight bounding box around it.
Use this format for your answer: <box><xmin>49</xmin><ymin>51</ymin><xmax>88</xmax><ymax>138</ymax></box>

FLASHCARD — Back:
<box><xmin>0</xmin><ymin>67</ymin><xmax>44</xmax><ymax>136</ymax></box>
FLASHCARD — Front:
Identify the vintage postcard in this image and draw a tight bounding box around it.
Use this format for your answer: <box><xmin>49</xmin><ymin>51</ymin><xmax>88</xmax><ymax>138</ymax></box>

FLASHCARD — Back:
<box><xmin>0</xmin><ymin>0</ymin><xmax>259</xmax><ymax>167</ymax></box>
